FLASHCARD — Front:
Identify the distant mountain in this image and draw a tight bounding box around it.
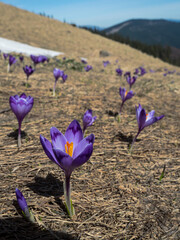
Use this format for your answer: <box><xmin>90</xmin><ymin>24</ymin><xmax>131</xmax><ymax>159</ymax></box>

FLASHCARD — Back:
<box><xmin>103</xmin><ymin>19</ymin><xmax>180</xmax><ymax>49</ymax></box>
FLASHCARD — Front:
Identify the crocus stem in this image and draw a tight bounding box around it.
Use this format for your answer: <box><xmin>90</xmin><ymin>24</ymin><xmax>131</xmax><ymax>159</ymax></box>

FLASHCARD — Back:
<box><xmin>82</xmin><ymin>127</ymin><xmax>86</xmax><ymax>136</ymax></box>
<box><xmin>130</xmin><ymin>131</ymin><xmax>140</xmax><ymax>151</ymax></box>
<box><xmin>53</xmin><ymin>81</ymin><xmax>57</xmax><ymax>96</ymax></box>
<box><xmin>7</xmin><ymin>64</ymin><xmax>10</xmax><ymax>73</ymax></box>
<box><xmin>26</xmin><ymin>77</ymin><xmax>28</xmax><ymax>88</ymax></box>
<box><xmin>24</xmin><ymin>208</ymin><xmax>35</xmax><ymax>223</ymax></box>
<box><xmin>119</xmin><ymin>102</ymin><xmax>124</xmax><ymax>115</ymax></box>
<box><xmin>18</xmin><ymin>122</ymin><xmax>22</xmax><ymax>148</ymax></box>
<box><xmin>64</xmin><ymin>175</ymin><xmax>74</xmax><ymax>217</ymax></box>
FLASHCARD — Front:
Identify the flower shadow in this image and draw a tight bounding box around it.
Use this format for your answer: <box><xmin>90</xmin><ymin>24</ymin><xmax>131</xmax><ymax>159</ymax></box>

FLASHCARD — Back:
<box><xmin>0</xmin><ymin>216</ymin><xmax>78</xmax><ymax>240</ymax></box>
<box><xmin>27</xmin><ymin>173</ymin><xmax>63</xmax><ymax>197</ymax></box>
<box><xmin>105</xmin><ymin>110</ymin><xmax>119</xmax><ymax>117</ymax></box>
<box><xmin>112</xmin><ymin>131</ymin><xmax>141</xmax><ymax>147</ymax></box>
<box><xmin>7</xmin><ymin>129</ymin><xmax>27</xmax><ymax>140</ymax></box>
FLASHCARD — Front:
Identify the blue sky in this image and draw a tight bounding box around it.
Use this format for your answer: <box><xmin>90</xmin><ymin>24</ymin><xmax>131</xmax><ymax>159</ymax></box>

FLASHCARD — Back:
<box><xmin>1</xmin><ymin>0</ymin><xmax>180</xmax><ymax>28</ymax></box>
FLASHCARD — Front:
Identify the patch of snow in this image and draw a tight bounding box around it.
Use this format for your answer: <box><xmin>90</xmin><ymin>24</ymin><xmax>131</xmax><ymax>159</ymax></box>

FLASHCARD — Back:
<box><xmin>0</xmin><ymin>37</ymin><xmax>64</xmax><ymax>57</ymax></box>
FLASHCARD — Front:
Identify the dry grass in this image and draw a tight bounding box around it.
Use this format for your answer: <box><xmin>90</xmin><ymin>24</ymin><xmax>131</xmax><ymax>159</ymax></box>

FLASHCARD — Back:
<box><xmin>0</xmin><ymin>2</ymin><xmax>180</xmax><ymax>240</ymax></box>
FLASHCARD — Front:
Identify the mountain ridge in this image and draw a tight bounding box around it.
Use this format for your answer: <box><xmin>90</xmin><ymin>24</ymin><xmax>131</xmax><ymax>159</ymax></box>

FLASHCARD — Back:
<box><xmin>103</xmin><ymin>19</ymin><xmax>180</xmax><ymax>49</ymax></box>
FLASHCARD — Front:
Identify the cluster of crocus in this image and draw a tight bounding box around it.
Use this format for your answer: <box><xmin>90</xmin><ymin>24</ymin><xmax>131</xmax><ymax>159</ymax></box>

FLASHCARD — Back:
<box><xmin>116</xmin><ymin>67</ymin><xmax>123</xmax><ymax>77</ymax></box>
<box><xmin>84</xmin><ymin>65</ymin><xmax>93</xmax><ymax>72</ymax></box>
<box><xmin>163</xmin><ymin>69</ymin><xmax>176</xmax><ymax>77</ymax></box>
<box><xmin>30</xmin><ymin>55</ymin><xmax>48</xmax><ymax>67</ymax></box>
<box><xmin>133</xmin><ymin>67</ymin><xmax>146</xmax><ymax>76</ymax></box>
<box><xmin>119</xmin><ymin>87</ymin><xmax>134</xmax><ymax>114</ymax></box>
<box><xmin>83</xmin><ymin>109</ymin><xmax>97</xmax><ymax>134</ymax></box>
<box><xmin>15</xmin><ymin>188</ymin><xmax>35</xmax><ymax>223</ymax></box>
<box><xmin>53</xmin><ymin>68</ymin><xmax>68</xmax><ymax>96</ymax></box>
<box><xmin>23</xmin><ymin>65</ymin><xmax>35</xmax><ymax>85</ymax></box>
<box><xmin>40</xmin><ymin>120</ymin><xmax>95</xmax><ymax>217</ymax></box>
<box><xmin>103</xmin><ymin>60</ymin><xmax>110</xmax><ymax>67</ymax></box>
<box><xmin>8</xmin><ymin>55</ymin><xmax>17</xmax><ymax>72</ymax></box>
<box><xmin>9</xmin><ymin>93</ymin><xmax>34</xmax><ymax>148</ymax></box>
<box><xmin>131</xmin><ymin>104</ymin><xmax>164</xmax><ymax>150</ymax></box>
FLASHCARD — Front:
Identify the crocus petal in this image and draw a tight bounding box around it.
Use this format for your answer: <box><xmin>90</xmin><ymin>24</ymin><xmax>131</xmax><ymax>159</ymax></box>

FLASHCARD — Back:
<box><xmin>15</xmin><ymin>188</ymin><xmax>28</xmax><ymax>213</ymax></box>
<box><xmin>73</xmin><ymin>134</ymin><xmax>95</xmax><ymax>159</ymax></box>
<box><xmin>119</xmin><ymin>87</ymin><xmax>126</xmax><ymax>100</ymax></box>
<box><xmin>20</xmin><ymin>93</ymin><xmax>27</xmax><ymax>99</ymax></box>
<box><xmin>138</xmin><ymin>108</ymin><xmax>146</xmax><ymax>131</ymax></box>
<box><xmin>125</xmin><ymin>90</ymin><xmax>134</xmax><ymax>101</ymax></box>
<box><xmin>136</xmin><ymin>104</ymin><xmax>142</xmax><ymax>126</ymax></box>
<box><xmin>144</xmin><ymin>115</ymin><xmax>164</xmax><ymax>128</ymax></box>
<box><xmin>50</xmin><ymin>127</ymin><xmax>67</xmax><ymax>151</ymax></box>
<box><xmin>40</xmin><ymin>135</ymin><xmax>63</xmax><ymax>168</ymax></box>
<box><xmin>92</xmin><ymin>116</ymin><xmax>97</xmax><ymax>123</ymax></box>
<box><xmin>53</xmin><ymin>148</ymin><xmax>73</xmax><ymax>175</ymax></box>
<box><xmin>146</xmin><ymin>110</ymin><xmax>155</xmax><ymax>121</ymax></box>
<box><xmin>65</xmin><ymin>120</ymin><xmax>83</xmax><ymax>149</ymax></box>
<box><xmin>72</xmin><ymin>143</ymin><xmax>94</xmax><ymax>170</ymax></box>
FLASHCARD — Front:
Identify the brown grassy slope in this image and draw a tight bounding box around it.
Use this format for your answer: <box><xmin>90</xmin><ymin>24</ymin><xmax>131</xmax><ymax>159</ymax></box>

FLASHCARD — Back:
<box><xmin>0</xmin><ymin>2</ymin><xmax>180</xmax><ymax>240</ymax></box>
<box><xmin>0</xmin><ymin>2</ymin><xmax>178</xmax><ymax>71</ymax></box>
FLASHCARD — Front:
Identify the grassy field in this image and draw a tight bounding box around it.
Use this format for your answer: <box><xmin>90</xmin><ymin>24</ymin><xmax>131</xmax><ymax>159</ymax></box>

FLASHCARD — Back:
<box><xmin>0</xmin><ymin>2</ymin><xmax>180</xmax><ymax>240</ymax></box>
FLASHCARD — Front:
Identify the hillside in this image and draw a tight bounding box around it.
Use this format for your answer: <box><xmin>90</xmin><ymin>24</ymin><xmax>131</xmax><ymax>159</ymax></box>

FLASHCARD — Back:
<box><xmin>0</xmin><ymin>2</ymin><xmax>180</xmax><ymax>240</ymax></box>
<box><xmin>104</xmin><ymin>19</ymin><xmax>180</xmax><ymax>49</ymax></box>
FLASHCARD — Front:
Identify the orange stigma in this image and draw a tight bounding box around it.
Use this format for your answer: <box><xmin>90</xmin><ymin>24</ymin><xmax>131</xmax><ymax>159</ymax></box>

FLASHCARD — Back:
<box><xmin>65</xmin><ymin>141</ymin><xmax>73</xmax><ymax>157</ymax></box>
<box><xmin>125</xmin><ymin>90</ymin><xmax>128</xmax><ymax>97</ymax></box>
<box><xmin>146</xmin><ymin>113</ymin><xmax>149</xmax><ymax>120</ymax></box>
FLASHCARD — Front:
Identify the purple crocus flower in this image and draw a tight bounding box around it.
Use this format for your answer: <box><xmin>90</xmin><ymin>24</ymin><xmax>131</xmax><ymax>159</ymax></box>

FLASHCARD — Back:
<box><xmin>40</xmin><ymin>120</ymin><xmax>95</xmax><ymax>217</ymax></box>
<box><xmin>139</xmin><ymin>67</ymin><xmax>146</xmax><ymax>76</ymax></box>
<box><xmin>134</xmin><ymin>68</ymin><xmax>139</xmax><ymax>75</ymax></box>
<box><xmin>103</xmin><ymin>60</ymin><xmax>110</xmax><ymax>67</ymax></box>
<box><xmin>124</xmin><ymin>71</ymin><xmax>131</xmax><ymax>77</ymax></box>
<box><xmin>131</xmin><ymin>104</ymin><xmax>164</xmax><ymax>150</ymax></box>
<box><xmin>9</xmin><ymin>55</ymin><xmax>17</xmax><ymax>66</ymax></box>
<box><xmin>62</xmin><ymin>73</ymin><xmax>68</xmax><ymax>83</ymax></box>
<box><xmin>16</xmin><ymin>188</ymin><xmax>28</xmax><ymax>213</ymax></box>
<box><xmin>9</xmin><ymin>93</ymin><xmax>34</xmax><ymax>148</ymax></box>
<box><xmin>23</xmin><ymin>65</ymin><xmax>35</xmax><ymax>83</ymax></box>
<box><xmin>38</xmin><ymin>55</ymin><xmax>49</xmax><ymax>63</ymax></box>
<box><xmin>84</xmin><ymin>65</ymin><xmax>93</xmax><ymax>72</ymax></box>
<box><xmin>15</xmin><ymin>188</ymin><xmax>35</xmax><ymax>222</ymax></box>
<box><xmin>8</xmin><ymin>55</ymin><xmax>17</xmax><ymax>72</ymax></box>
<box><xmin>126</xmin><ymin>75</ymin><xmax>137</xmax><ymax>89</ymax></box>
<box><xmin>19</xmin><ymin>55</ymin><xmax>24</xmax><ymax>62</ymax></box>
<box><xmin>3</xmin><ymin>53</ymin><xmax>9</xmax><ymax>60</ymax></box>
<box><xmin>116</xmin><ymin>67</ymin><xmax>123</xmax><ymax>77</ymax></box>
<box><xmin>53</xmin><ymin>68</ymin><xmax>64</xmax><ymax>96</ymax></box>
<box><xmin>30</xmin><ymin>55</ymin><xmax>40</xmax><ymax>66</ymax></box>
<box><xmin>53</xmin><ymin>68</ymin><xmax>64</xmax><ymax>81</ymax></box>
<box><xmin>119</xmin><ymin>87</ymin><xmax>134</xmax><ymax>114</ymax></box>
<box><xmin>83</xmin><ymin>109</ymin><xmax>97</xmax><ymax>134</ymax></box>
<box><xmin>81</xmin><ymin>58</ymin><xmax>87</xmax><ymax>64</ymax></box>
